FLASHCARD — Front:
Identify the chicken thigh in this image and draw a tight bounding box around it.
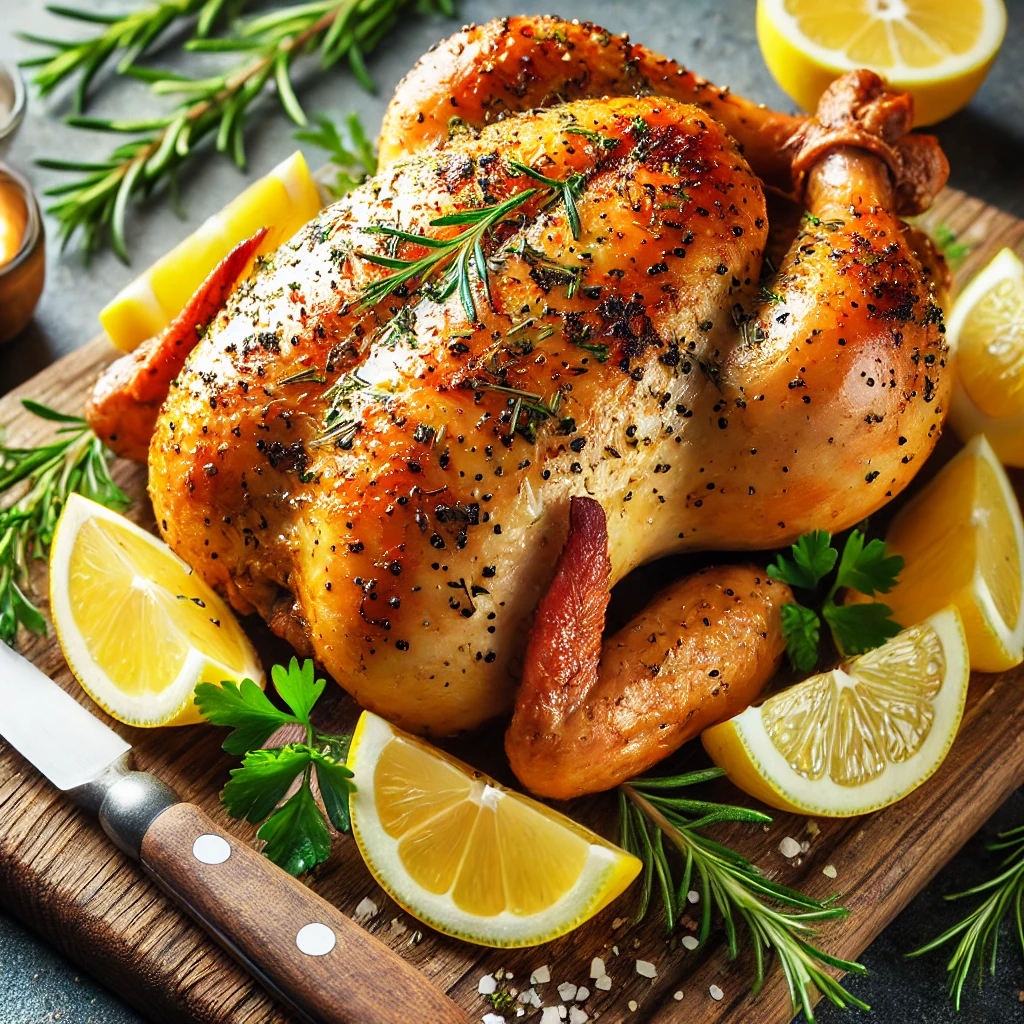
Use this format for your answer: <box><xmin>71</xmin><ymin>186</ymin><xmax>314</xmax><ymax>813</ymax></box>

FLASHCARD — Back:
<box><xmin>88</xmin><ymin>18</ymin><xmax>950</xmax><ymax>740</ymax></box>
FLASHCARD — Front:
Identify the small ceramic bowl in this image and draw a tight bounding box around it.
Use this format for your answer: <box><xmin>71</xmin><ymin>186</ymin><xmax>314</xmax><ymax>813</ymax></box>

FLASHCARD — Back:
<box><xmin>0</xmin><ymin>164</ymin><xmax>45</xmax><ymax>344</ymax></box>
<box><xmin>0</xmin><ymin>63</ymin><xmax>26</xmax><ymax>160</ymax></box>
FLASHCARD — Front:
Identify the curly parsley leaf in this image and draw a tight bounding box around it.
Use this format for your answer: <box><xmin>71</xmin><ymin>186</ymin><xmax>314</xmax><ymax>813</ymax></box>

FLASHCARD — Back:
<box><xmin>770</xmin><ymin>528</ymin><xmax>904</xmax><ymax>670</ymax></box>
<box><xmin>780</xmin><ymin>602</ymin><xmax>822</xmax><ymax>673</ymax></box>
<box><xmin>257</xmin><ymin>785</ymin><xmax>332</xmax><ymax>877</ymax></box>
<box><xmin>197</xmin><ymin>659</ymin><xmax>354</xmax><ymax>875</ymax></box>
<box><xmin>194</xmin><ymin>677</ymin><xmax>298</xmax><ymax>755</ymax></box>
<box><xmin>767</xmin><ymin>530</ymin><xmax>837</xmax><ymax>591</ymax></box>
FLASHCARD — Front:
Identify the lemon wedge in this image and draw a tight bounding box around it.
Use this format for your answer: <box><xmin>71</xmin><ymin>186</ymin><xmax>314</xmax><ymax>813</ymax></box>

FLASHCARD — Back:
<box><xmin>347</xmin><ymin>711</ymin><xmax>641</xmax><ymax>947</ymax></box>
<box><xmin>49</xmin><ymin>494</ymin><xmax>264</xmax><ymax>727</ymax></box>
<box><xmin>947</xmin><ymin>248</ymin><xmax>1024</xmax><ymax>466</ymax></box>
<box><xmin>99</xmin><ymin>150</ymin><xmax>323</xmax><ymax>352</ymax></box>
<box><xmin>757</xmin><ymin>0</ymin><xmax>1007</xmax><ymax>125</ymax></box>
<box><xmin>702</xmin><ymin>608</ymin><xmax>969</xmax><ymax>816</ymax></box>
<box><xmin>882</xmin><ymin>434</ymin><xmax>1024</xmax><ymax>671</ymax></box>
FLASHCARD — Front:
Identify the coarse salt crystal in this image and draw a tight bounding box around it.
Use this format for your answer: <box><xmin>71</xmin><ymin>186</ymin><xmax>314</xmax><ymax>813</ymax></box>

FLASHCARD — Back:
<box><xmin>518</xmin><ymin>988</ymin><xmax>541</xmax><ymax>1008</ymax></box>
<box><xmin>558</xmin><ymin>1007</ymin><xmax>568</xmax><ymax>1020</ymax></box>
<box><xmin>612</xmin><ymin>945</ymin><xmax>619</xmax><ymax>956</ymax></box>
<box><xmin>673</xmin><ymin>991</ymin><xmax>684</xmax><ymax>1001</ymax></box>
<box><xmin>479</xmin><ymin>975</ymin><xmax>498</xmax><ymax>995</ymax></box>
<box><xmin>557</xmin><ymin>983</ymin><xmax>578</xmax><ymax>1002</ymax></box>
<box><xmin>709</xmin><ymin>985</ymin><xmax>724</xmax><ymax>1001</ymax></box>
<box><xmin>482</xmin><ymin>1015</ymin><xmax>505</xmax><ymax>1024</ymax></box>
<box><xmin>823</xmin><ymin>864</ymin><xmax>838</xmax><ymax>879</ymax></box>
<box><xmin>681</xmin><ymin>935</ymin><xmax>699</xmax><ymax>950</ymax></box>
<box><xmin>687</xmin><ymin>890</ymin><xmax>699</xmax><ymax>904</ymax></box>
<box><xmin>531</xmin><ymin>965</ymin><xmax>551</xmax><ymax>985</ymax></box>
<box><xmin>387</xmin><ymin>917</ymin><xmax>407</xmax><ymax>937</ymax></box>
<box><xmin>628</xmin><ymin>1000</ymin><xmax>638</xmax><ymax>1012</ymax></box>
<box><xmin>800</xmin><ymin>840</ymin><xmax>811</xmax><ymax>854</ymax></box>
<box><xmin>589</xmin><ymin>957</ymin><xmax>605</xmax><ymax>980</ymax></box>
<box><xmin>569</xmin><ymin>1008</ymin><xmax>588</xmax><ymax>1024</ymax></box>
<box><xmin>540</xmin><ymin>1009</ymin><xmax>561</xmax><ymax>1024</ymax></box>
<box><xmin>805</xmin><ymin>819</ymin><xmax>820</xmax><ymax>838</ymax></box>
<box><xmin>778</xmin><ymin>837</ymin><xmax>801</xmax><ymax>858</ymax></box>
<box><xmin>595</xmin><ymin>975</ymin><xmax>612</xmax><ymax>992</ymax></box>
<box><xmin>635</xmin><ymin>960</ymin><xmax>657</xmax><ymax>979</ymax></box>
<box><xmin>353</xmin><ymin>897</ymin><xmax>378</xmax><ymax>921</ymax></box>
<box><xmin>612</xmin><ymin>916</ymin><xmax>626</xmax><ymax>929</ymax></box>
<box><xmin>575</xmin><ymin>988</ymin><xmax>590</xmax><ymax>1002</ymax></box>
<box><xmin>516</xmin><ymin>1012</ymin><xmax>525</xmax><ymax>1019</ymax></box>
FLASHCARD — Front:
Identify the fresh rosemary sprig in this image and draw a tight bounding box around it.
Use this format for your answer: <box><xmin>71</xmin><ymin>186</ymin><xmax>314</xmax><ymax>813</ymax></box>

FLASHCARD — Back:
<box><xmin>39</xmin><ymin>0</ymin><xmax>454</xmax><ymax>260</ymax></box>
<box><xmin>0</xmin><ymin>400</ymin><xmax>129</xmax><ymax>647</ymax></box>
<box><xmin>619</xmin><ymin>770</ymin><xmax>869</xmax><ymax>1021</ymax></box>
<box><xmin>295</xmin><ymin>111</ymin><xmax>377</xmax><ymax>197</ymax></box>
<box><xmin>908</xmin><ymin>823</ymin><xmax>1024</xmax><ymax>1009</ymax></box>
<box><xmin>19</xmin><ymin>0</ymin><xmax>249</xmax><ymax>112</ymax></box>
<box><xmin>356</xmin><ymin>189</ymin><xmax>538</xmax><ymax>321</ymax></box>
<box><xmin>356</xmin><ymin>161</ymin><xmax>586</xmax><ymax>322</ymax></box>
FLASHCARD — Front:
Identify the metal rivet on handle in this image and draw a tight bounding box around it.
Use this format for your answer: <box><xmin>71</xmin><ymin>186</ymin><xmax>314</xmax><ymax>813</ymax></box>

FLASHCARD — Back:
<box><xmin>296</xmin><ymin>922</ymin><xmax>336</xmax><ymax>956</ymax></box>
<box><xmin>192</xmin><ymin>834</ymin><xmax>231</xmax><ymax>865</ymax></box>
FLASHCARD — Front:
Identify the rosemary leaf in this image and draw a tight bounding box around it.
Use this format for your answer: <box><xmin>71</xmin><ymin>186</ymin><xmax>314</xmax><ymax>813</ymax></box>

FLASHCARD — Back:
<box><xmin>908</xmin><ymin>823</ymin><xmax>1024</xmax><ymax>1010</ymax></box>
<box><xmin>0</xmin><ymin>401</ymin><xmax>130</xmax><ymax>648</ymax></box>
<box><xmin>36</xmin><ymin>0</ymin><xmax>452</xmax><ymax>260</ymax></box>
<box><xmin>619</xmin><ymin>773</ymin><xmax>869</xmax><ymax>1021</ymax></box>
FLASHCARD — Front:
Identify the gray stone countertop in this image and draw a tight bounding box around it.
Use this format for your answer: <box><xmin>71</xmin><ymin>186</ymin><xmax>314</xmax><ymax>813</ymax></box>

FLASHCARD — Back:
<box><xmin>0</xmin><ymin>0</ymin><xmax>1023</xmax><ymax>1021</ymax></box>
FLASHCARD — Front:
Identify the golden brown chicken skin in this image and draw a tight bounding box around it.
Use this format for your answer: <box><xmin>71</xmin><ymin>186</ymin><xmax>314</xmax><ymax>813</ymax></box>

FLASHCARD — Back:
<box><xmin>379</xmin><ymin>15</ymin><xmax>803</xmax><ymax>189</ymax></box>
<box><xmin>88</xmin><ymin>27</ymin><xmax>949</xmax><ymax>738</ymax></box>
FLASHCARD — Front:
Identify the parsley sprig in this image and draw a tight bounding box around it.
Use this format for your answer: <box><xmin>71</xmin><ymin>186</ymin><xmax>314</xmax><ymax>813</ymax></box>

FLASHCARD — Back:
<box><xmin>196</xmin><ymin>658</ymin><xmax>354</xmax><ymax>876</ymax></box>
<box><xmin>908</xmin><ymin>823</ymin><xmax>1024</xmax><ymax>1009</ymax></box>
<box><xmin>768</xmin><ymin>529</ymin><xmax>904</xmax><ymax>671</ymax></box>
<box><xmin>619</xmin><ymin>770</ymin><xmax>868</xmax><ymax>1021</ymax></box>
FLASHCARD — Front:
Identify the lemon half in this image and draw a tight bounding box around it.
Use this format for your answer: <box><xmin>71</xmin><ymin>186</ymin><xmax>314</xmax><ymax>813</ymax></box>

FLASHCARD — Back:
<box><xmin>49</xmin><ymin>494</ymin><xmax>264</xmax><ymax>727</ymax></box>
<box><xmin>702</xmin><ymin>608</ymin><xmax>969</xmax><ymax>816</ymax></box>
<box><xmin>757</xmin><ymin>0</ymin><xmax>1007</xmax><ymax>125</ymax></box>
<box><xmin>947</xmin><ymin>248</ymin><xmax>1024</xmax><ymax>467</ymax></box>
<box><xmin>347</xmin><ymin>711</ymin><xmax>641</xmax><ymax>947</ymax></box>
<box><xmin>883</xmin><ymin>434</ymin><xmax>1024</xmax><ymax>671</ymax></box>
<box><xmin>99</xmin><ymin>150</ymin><xmax>322</xmax><ymax>352</ymax></box>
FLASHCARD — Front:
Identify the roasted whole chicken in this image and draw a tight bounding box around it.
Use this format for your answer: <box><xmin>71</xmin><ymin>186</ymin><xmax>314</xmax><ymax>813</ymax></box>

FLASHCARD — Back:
<box><xmin>88</xmin><ymin>17</ymin><xmax>950</xmax><ymax>796</ymax></box>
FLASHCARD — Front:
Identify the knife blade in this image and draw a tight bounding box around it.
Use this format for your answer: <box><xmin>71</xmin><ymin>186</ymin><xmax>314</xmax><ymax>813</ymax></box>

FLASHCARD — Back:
<box><xmin>0</xmin><ymin>643</ymin><xmax>470</xmax><ymax>1024</ymax></box>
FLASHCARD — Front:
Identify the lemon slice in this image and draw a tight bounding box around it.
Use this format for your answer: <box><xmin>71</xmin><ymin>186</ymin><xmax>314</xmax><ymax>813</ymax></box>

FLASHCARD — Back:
<box><xmin>347</xmin><ymin>711</ymin><xmax>641</xmax><ymax>947</ymax></box>
<box><xmin>49</xmin><ymin>494</ymin><xmax>264</xmax><ymax>727</ymax></box>
<box><xmin>757</xmin><ymin>0</ymin><xmax>1007</xmax><ymax>125</ymax></box>
<box><xmin>702</xmin><ymin>608</ymin><xmax>969</xmax><ymax>816</ymax></box>
<box><xmin>947</xmin><ymin>248</ymin><xmax>1024</xmax><ymax>466</ymax></box>
<box><xmin>99</xmin><ymin>150</ymin><xmax>323</xmax><ymax>352</ymax></box>
<box><xmin>881</xmin><ymin>434</ymin><xmax>1024</xmax><ymax>671</ymax></box>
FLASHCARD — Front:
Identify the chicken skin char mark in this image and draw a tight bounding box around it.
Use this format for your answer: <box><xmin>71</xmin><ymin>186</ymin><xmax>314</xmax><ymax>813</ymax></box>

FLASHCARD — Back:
<box><xmin>87</xmin><ymin>19</ymin><xmax>950</xmax><ymax>753</ymax></box>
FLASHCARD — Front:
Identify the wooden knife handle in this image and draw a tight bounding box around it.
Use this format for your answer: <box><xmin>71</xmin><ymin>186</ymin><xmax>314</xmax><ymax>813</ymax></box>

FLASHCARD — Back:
<box><xmin>139</xmin><ymin>802</ymin><xmax>470</xmax><ymax>1024</ymax></box>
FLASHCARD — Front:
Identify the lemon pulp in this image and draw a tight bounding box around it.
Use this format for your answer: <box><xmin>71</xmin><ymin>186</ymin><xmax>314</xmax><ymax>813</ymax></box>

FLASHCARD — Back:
<box><xmin>50</xmin><ymin>494</ymin><xmax>264</xmax><ymax>726</ymax></box>
<box><xmin>883</xmin><ymin>435</ymin><xmax>1024</xmax><ymax>671</ymax></box>
<box><xmin>757</xmin><ymin>0</ymin><xmax>1007</xmax><ymax>125</ymax></box>
<box><xmin>702</xmin><ymin>608</ymin><xmax>969</xmax><ymax>816</ymax></box>
<box><xmin>349</xmin><ymin>712</ymin><xmax>641</xmax><ymax>947</ymax></box>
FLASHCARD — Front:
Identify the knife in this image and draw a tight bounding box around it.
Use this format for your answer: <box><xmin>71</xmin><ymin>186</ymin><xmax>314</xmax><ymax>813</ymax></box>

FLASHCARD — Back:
<box><xmin>0</xmin><ymin>642</ymin><xmax>471</xmax><ymax>1024</ymax></box>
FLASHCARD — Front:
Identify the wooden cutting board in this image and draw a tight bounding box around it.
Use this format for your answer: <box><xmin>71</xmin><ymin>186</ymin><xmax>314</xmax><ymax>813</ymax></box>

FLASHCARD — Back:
<box><xmin>1</xmin><ymin>186</ymin><xmax>1022</xmax><ymax>1024</ymax></box>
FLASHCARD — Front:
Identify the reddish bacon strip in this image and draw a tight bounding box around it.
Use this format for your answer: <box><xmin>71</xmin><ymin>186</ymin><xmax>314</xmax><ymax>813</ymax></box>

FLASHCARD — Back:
<box><xmin>506</xmin><ymin>497</ymin><xmax>791</xmax><ymax>799</ymax></box>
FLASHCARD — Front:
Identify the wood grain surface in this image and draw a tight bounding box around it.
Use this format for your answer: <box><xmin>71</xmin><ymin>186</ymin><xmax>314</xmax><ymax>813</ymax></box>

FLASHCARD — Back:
<box><xmin>0</xmin><ymin>187</ymin><xmax>1022</xmax><ymax>1024</ymax></box>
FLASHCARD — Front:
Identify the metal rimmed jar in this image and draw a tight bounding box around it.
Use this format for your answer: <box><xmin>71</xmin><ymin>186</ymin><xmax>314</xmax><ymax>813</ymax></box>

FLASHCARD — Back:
<box><xmin>0</xmin><ymin>164</ymin><xmax>45</xmax><ymax>344</ymax></box>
